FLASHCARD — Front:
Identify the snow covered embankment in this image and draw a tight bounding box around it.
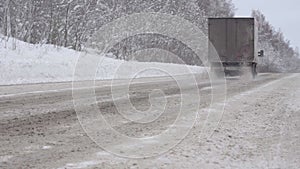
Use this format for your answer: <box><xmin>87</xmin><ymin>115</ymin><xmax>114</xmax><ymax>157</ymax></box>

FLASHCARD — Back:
<box><xmin>0</xmin><ymin>37</ymin><xmax>205</xmax><ymax>85</ymax></box>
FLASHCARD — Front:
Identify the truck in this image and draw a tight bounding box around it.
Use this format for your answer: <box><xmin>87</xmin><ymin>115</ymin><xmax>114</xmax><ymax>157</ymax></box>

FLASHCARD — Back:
<box><xmin>208</xmin><ymin>18</ymin><xmax>264</xmax><ymax>78</ymax></box>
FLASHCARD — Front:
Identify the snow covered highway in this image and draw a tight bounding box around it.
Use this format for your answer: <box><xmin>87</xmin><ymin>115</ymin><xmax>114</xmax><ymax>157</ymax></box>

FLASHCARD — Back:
<box><xmin>0</xmin><ymin>73</ymin><xmax>299</xmax><ymax>169</ymax></box>
<box><xmin>1</xmin><ymin>0</ymin><xmax>300</xmax><ymax>168</ymax></box>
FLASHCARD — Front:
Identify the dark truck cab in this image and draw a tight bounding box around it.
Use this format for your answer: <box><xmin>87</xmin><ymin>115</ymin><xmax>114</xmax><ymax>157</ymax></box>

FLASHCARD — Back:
<box><xmin>208</xmin><ymin>18</ymin><xmax>264</xmax><ymax>78</ymax></box>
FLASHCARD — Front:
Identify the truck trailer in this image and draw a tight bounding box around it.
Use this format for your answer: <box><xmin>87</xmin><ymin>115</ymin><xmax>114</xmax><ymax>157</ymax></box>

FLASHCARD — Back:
<box><xmin>208</xmin><ymin>18</ymin><xmax>264</xmax><ymax>78</ymax></box>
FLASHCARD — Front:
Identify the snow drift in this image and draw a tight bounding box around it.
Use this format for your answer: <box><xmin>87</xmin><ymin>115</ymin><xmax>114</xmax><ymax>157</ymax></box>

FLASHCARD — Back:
<box><xmin>0</xmin><ymin>37</ymin><xmax>206</xmax><ymax>85</ymax></box>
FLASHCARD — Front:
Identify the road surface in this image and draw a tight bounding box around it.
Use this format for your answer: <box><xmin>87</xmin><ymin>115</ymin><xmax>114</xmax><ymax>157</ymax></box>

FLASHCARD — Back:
<box><xmin>0</xmin><ymin>73</ymin><xmax>299</xmax><ymax>169</ymax></box>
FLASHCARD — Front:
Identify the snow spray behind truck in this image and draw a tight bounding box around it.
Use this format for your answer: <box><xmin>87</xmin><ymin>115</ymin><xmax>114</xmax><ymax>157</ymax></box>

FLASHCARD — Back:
<box><xmin>208</xmin><ymin>18</ymin><xmax>264</xmax><ymax>78</ymax></box>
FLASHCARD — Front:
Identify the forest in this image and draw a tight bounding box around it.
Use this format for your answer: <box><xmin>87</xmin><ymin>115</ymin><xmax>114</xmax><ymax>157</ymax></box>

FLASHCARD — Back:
<box><xmin>1</xmin><ymin>0</ymin><xmax>299</xmax><ymax>72</ymax></box>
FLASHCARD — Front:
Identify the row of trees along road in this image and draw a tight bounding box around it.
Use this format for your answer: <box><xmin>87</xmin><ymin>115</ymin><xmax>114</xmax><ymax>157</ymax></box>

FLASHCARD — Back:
<box><xmin>0</xmin><ymin>0</ymin><xmax>299</xmax><ymax>72</ymax></box>
<box><xmin>253</xmin><ymin>10</ymin><xmax>300</xmax><ymax>72</ymax></box>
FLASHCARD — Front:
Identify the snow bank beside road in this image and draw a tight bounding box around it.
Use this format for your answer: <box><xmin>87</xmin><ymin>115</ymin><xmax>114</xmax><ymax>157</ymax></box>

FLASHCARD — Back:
<box><xmin>0</xmin><ymin>37</ymin><xmax>205</xmax><ymax>85</ymax></box>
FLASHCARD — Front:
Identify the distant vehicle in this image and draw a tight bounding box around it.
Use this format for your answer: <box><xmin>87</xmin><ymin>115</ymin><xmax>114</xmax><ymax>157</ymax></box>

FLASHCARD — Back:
<box><xmin>208</xmin><ymin>18</ymin><xmax>264</xmax><ymax>78</ymax></box>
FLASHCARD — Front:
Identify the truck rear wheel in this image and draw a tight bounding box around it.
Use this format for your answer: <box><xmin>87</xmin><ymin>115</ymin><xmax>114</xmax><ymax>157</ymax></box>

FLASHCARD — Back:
<box><xmin>251</xmin><ymin>63</ymin><xmax>258</xmax><ymax>79</ymax></box>
<box><xmin>211</xmin><ymin>67</ymin><xmax>225</xmax><ymax>78</ymax></box>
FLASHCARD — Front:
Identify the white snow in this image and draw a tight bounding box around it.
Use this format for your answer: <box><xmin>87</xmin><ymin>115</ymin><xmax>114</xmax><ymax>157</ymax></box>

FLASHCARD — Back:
<box><xmin>60</xmin><ymin>161</ymin><xmax>100</xmax><ymax>169</ymax></box>
<box><xmin>0</xmin><ymin>36</ymin><xmax>206</xmax><ymax>85</ymax></box>
<box><xmin>42</xmin><ymin>146</ymin><xmax>52</xmax><ymax>150</ymax></box>
<box><xmin>0</xmin><ymin>155</ymin><xmax>13</xmax><ymax>163</ymax></box>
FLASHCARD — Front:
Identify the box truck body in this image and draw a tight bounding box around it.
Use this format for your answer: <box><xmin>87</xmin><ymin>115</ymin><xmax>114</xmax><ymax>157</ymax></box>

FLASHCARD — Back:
<box><xmin>208</xmin><ymin>18</ymin><xmax>260</xmax><ymax>77</ymax></box>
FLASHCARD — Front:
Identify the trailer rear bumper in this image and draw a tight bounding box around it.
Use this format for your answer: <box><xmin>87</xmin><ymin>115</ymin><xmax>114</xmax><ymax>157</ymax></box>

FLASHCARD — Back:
<box><xmin>210</xmin><ymin>62</ymin><xmax>257</xmax><ymax>78</ymax></box>
<box><xmin>210</xmin><ymin>62</ymin><xmax>256</xmax><ymax>67</ymax></box>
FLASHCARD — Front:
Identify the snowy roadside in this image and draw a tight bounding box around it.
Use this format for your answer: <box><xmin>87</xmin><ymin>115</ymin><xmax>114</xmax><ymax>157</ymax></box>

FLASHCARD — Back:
<box><xmin>54</xmin><ymin>74</ymin><xmax>300</xmax><ymax>169</ymax></box>
<box><xmin>0</xmin><ymin>37</ymin><xmax>206</xmax><ymax>85</ymax></box>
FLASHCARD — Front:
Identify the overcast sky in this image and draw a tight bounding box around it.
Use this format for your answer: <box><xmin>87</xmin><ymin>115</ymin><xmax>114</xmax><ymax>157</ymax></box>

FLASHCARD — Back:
<box><xmin>232</xmin><ymin>0</ymin><xmax>300</xmax><ymax>48</ymax></box>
